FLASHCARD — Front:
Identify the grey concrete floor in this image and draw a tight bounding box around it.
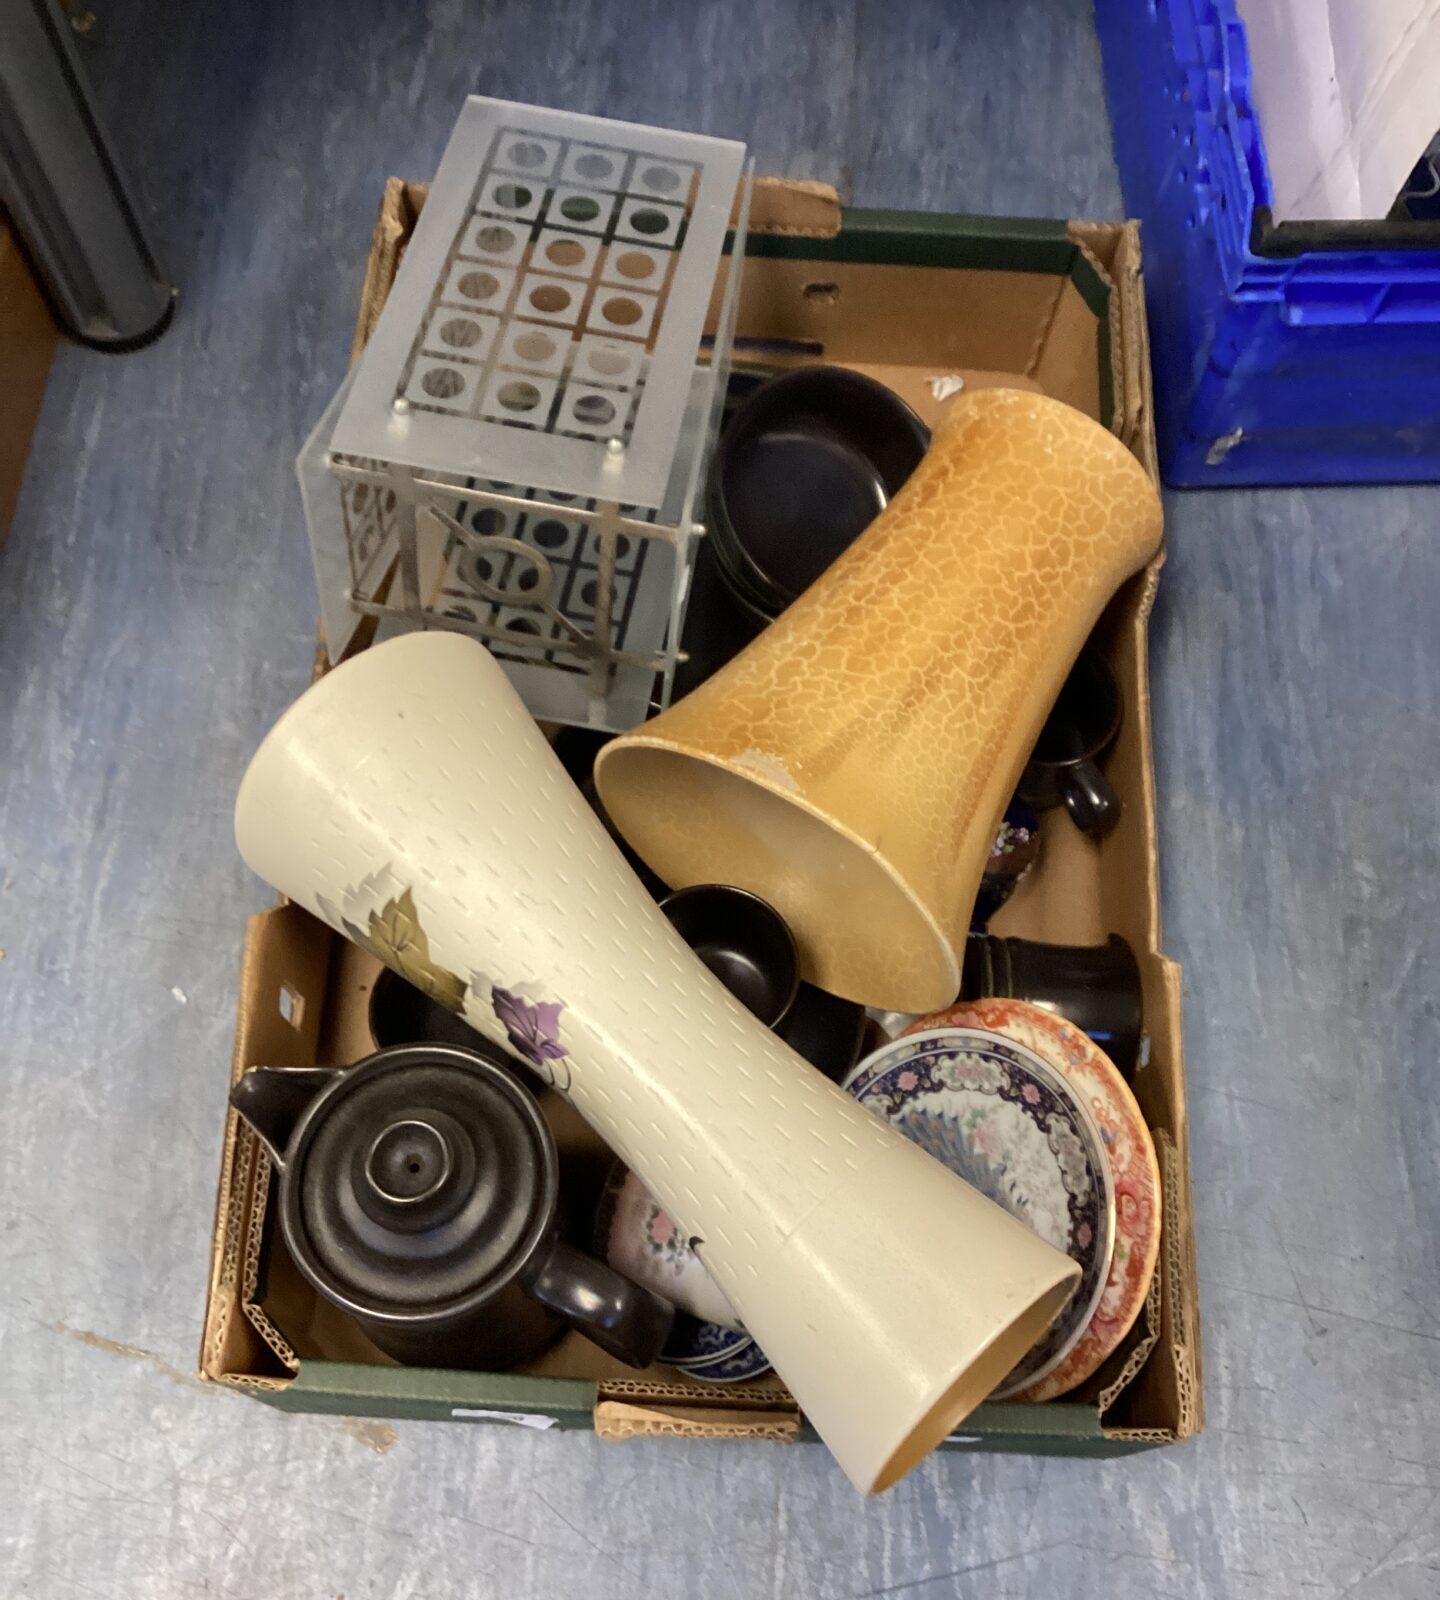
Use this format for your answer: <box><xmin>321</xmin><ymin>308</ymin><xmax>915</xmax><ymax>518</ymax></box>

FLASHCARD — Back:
<box><xmin>2</xmin><ymin>2</ymin><xmax>1438</xmax><ymax>1596</ymax></box>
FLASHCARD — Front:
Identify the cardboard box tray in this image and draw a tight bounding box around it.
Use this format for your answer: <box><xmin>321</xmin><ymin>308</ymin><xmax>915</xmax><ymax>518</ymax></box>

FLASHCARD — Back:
<box><xmin>201</xmin><ymin>178</ymin><xmax>1202</xmax><ymax>1460</ymax></box>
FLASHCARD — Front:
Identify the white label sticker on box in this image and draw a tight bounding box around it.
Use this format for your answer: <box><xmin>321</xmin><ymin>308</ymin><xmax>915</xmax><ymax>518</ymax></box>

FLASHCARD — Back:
<box><xmin>450</xmin><ymin>1407</ymin><xmax>559</xmax><ymax>1429</ymax></box>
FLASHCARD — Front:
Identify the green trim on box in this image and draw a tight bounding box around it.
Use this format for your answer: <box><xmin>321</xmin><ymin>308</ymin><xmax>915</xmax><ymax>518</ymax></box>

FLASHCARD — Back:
<box><xmin>1068</xmin><ymin>246</ymin><xmax>1112</xmax><ymax>318</ymax></box>
<box><xmin>745</xmin><ymin>207</ymin><xmax>1076</xmax><ymax>273</ymax></box>
<box><xmin>794</xmin><ymin>1400</ymin><xmax>1160</xmax><ymax>1460</ymax></box>
<box><xmin>251</xmin><ymin>1361</ymin><xmax>597</xmax><ymax>1430</ymax></box>
<box><xmin>1068</xmin><ymin>244</ymin><xmax>1116</xmax><ymax>430</ymax></box>
<box><xmin>245</xmin><ymin>1366</ymin><xmax>1165</xmax><ymax>1459</ymax></box>
<box><xmin>1097</xmin><ymin>311</ymin><xmax>1115</xmax><ymax>433</ymax></box>
<box><xmin>958</xmin><ymin>1400</ymin><xmax>1104</xmax><ymax>1438</ymax></box>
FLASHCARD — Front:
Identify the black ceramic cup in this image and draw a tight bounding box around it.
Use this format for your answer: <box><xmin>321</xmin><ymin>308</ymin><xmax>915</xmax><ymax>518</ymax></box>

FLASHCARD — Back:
<box><xmin>1018</xmin><ymin>650</ymin><xmax>1124</xmax><ymax>838</ymax></box>
<box><xmin>961</xmin><ymin>932</ymin><xmax>1143</xmax><ymax>1078</ymax></box>
<box><xmin>660</xmin><ymin>884</ymin><xmax>800</xmax><ymax>1027</ymax></box>
<box><xmin>708</xmin><ymin>366</ymin><xmax>930</xmax><ymax>620</ymax></box>
<box><xmin>230</xmin><ymin>1045</ymin><xmax>674</xmax><ymax>1370</ymax></box>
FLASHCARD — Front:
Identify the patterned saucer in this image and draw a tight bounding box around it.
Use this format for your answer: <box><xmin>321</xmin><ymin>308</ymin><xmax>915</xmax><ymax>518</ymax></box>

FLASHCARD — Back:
<box><xmin>662</xmin><ymin>1314</ymin><xmax>773</xmax><ymax>1384</ymax></box>
<box><xmin>594</xmin><ymin>1162</ymin><xmax>744</xmax><ymax>1331</ymax></box>
<box><xmin>904</xmin><ymin>999</ymin><xmax>1160</xmax><ymax>1401</ymax></box>
<box><xmin>844</xmin><ymin>1027</ymin><xmax>1115</xmax><ymax>1398</ymax></box>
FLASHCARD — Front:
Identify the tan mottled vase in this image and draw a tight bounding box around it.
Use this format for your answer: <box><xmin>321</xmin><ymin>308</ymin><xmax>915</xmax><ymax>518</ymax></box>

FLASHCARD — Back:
<box><xmin>235</xmin><ymin>633</ymin><xmax>1079</xmax><ymax>1494</ymax></box>
<box><xmin>595</xmin><ymin>388</ymin><xmax>1163</xmax><ymax>1013</ymax></box>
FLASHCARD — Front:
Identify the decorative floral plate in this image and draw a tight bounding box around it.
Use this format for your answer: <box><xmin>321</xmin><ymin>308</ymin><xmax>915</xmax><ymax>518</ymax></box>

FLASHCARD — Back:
<box><xmin>903</xmin><ymin>1000</ymin><xmax>1160</xmax><ymax>1401</ymax></box>
<box><xmin>662</xmin><ymin>1315</ymin><xmax>773</xmax><ymax>1384</ymax></box>
<box><xmin>844</xmin><ymin>1027</ymin><xmax>1115</xmax><ymax>1398</ymax></box>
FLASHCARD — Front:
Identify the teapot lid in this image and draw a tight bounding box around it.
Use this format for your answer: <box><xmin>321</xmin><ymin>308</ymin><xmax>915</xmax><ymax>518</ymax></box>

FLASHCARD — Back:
<box><xmin>280</xmin><ymin>1044</ymin><xmax>555</xmax><ymax>1323</ymax></box>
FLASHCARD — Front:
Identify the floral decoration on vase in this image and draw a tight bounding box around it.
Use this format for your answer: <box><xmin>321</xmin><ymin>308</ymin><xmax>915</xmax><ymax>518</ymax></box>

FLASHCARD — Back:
<box><xmin>316</xmin><ymin>866</ymin><xmax>465</xmax><ymax>1011</ymax></box>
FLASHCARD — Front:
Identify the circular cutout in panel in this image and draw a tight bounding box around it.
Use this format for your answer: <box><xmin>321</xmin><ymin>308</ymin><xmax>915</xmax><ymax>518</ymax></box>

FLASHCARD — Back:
<box><xmin>513</xmin><ymin>330</ymin><xmax>558</xmax><ymax>364</ymax></box>
<box><xmin>492</xmin><ymin>182</ymin><xmax>533</xmax><ymax>210</ymax></box>
<box><xmin>616</xmin><ymin>536</ymin><xmax>632</xmax><ymax>558</ymax></box>
<box><xmin>581</xmin><ymin>579</ymin><xmax>600</xmax><ymax>607</ymax></box>
<box><xmin>560</xmin><ymin>195</ymin><xmax>602</xmax><ymax>224</ymax></box>
<box><xmin>457</xmin><ymin>270</ymin><xmax>501</xmax><ymax>302</ymax></box>
<box><xmin>475</xmin><ymin>223</ymin><xmax>516</xmax><ymax>253</ymax></box>
<box><xmin>444</xmin><ymin>605</ymin><xmax>478</xmax><ymax>622</ymax></box>
<box><xmin>458</xmin><ymin>552</ymin><xmax>493</xmax><ymax>585</ymax></box>
<box><xmin>533</xmin><ymin>519</ymin><xmax>569</xmax><ymax>549</ymax></box>
<box><xmin>529</xmin><ymin>283</ymin><xmax>572</xmax><ymax>315</ymax></box>
<box><xmin>421</xmin><ymin>367</ymin><xmax>466</xmax><ymax>400</ymax></box>
<box><xmin>629</xmin><ymin>208</ymin><xmax>670</xmax><ymax>236</ymax></box>
<box><xmin>586</xmin><ymin>345</ymin><xmax>630</xmax><ymax>377</ymax></box>
<box><xmin>614</xmin><ymin>250</ymin><xmax>656</xmax><ymax>282</ymax></box>
<box><xmin>545</xmin><ymin>237</ymin><xmax>587</xmax><ymax>269</ymax></box>
<box><xmin>573</xmin><ymin>393</ymin><xmax>617</xmax><ymax>427</ymax></box>
<box><xmin>438</xmin><ymin>317</ymin><xmax>483</xmax><ymax>349</ymax></box>
<box><xmin>574</xmin><ymin>152</ymin><xmax>614</xmax><ymax>182</ymax></box>
<box><xmin>640</xmin><ymin>164</ymin><xmax>681</xmax><ymax>194</ymax></box>
<box><xmin>351</xmin><ymin>484</ymin><xmax>370</xmax><ymax>511</ymax></box>
<box><xmin>497</xmin><ymin>380</ymin><xmax>542</xmax><ymax>413</ymax></box>
<box><xmin>471</xmin><ymin>506</ymin><xmax>507</xmax><ymax>535</ymax></box>
<box><xmin>507</xmin><ymin>616</ymin><xmax>541</xmax><ymax>636</ymax></box>
<box><xmin>383</xmin><ymin>490</ymin><xmax>397</xmax><ymax>512</ymax></box>
<box><xmin>601</xmin><ymin>296</ymin><xmax>643</xmax><ymax>327</ymax></box>
<box><xmin>516</xmin><ymin>566</ymin><xmax>539</xmax><ymax>592</ymax></box>
<box><xmin>507</xmin><ymin>140</ymin><xmax>547</xmax><ymax>169</ymax></box>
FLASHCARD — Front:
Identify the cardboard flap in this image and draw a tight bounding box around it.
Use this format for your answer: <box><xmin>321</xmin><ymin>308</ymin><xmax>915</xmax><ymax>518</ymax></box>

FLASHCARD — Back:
<box><xmin>595</xmin><ymin>1401</ymin><xmax>801</xmax><ymax>1444</ymax></box>
<box><xmin>742</xmin><ymin>176</ymin><xmax>843</xmax><ymax>237</ymax></box>
<box><xmin>201</xmin><ymin>903</ymin><xmax>333</xmax><ymax>1386</ymax></box>
<box><xmin>1099</xmin><ymin>1130</ymin><xmax>1201</xmax><ymax>1441</ymax></box>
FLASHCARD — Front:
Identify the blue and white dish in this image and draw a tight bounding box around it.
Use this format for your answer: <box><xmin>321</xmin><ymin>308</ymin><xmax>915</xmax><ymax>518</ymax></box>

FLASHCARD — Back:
<box><xmin>663</xmin><ymin>1314</ymin><xmax>773</xmax><ymax>1384</ymax></box>
<box><xmin>686</xmin><ymin>1336</ymin><xmax>773</xmax><ymax>1385</ymax></box>
<box><xmin>844</xmin><ymin>1026</ymin><xmax>1115</xmax><ymax>1398</ymax></box>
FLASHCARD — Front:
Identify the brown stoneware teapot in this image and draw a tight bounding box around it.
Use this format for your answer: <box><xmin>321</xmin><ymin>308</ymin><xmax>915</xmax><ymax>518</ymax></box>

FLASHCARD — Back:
<box><xmin>231</xmin><ymin>1044</ymin><xmax>673</xmax><ymax>1370</ymax></box>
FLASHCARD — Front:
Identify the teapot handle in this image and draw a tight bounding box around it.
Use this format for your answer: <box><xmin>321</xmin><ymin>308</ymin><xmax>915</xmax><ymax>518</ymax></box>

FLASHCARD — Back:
<box><xmin>230</xmin><ymin>1066</ymin><xmax>338</xmax><ymax>1165</ymax></box>
<box><xmin>526</xmin><ymin>1239</ymin><xmax>674</xmax><ymax>1368</ymax></box>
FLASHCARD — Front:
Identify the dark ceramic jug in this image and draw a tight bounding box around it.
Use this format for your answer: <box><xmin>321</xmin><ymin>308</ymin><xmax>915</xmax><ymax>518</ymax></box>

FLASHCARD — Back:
<box><xmin>960</xmin><ymin>933</ymin><xmax>1143</xmax><ymax>1079</ymax></box>
<box><xmin>231</xmin><ymin>1044</ymin><xmax>673</xmax><ymax>1370</ymax></box>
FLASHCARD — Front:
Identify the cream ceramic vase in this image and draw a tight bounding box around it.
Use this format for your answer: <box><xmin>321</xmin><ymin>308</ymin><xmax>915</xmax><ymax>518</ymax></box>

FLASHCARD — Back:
<box><xmin>235</xmin><ymin>632</ymin><xmax>1079</xmax><ymax>1494</ymax></box>
<box><xmin>595</xmin><ymin>388</ymin><xmax>1164</xmax><ymax>1013</ymax></box>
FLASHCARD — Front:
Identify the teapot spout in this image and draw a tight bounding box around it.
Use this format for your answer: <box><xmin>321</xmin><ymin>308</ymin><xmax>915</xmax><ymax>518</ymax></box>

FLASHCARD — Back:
<box><xmin>230</xmin><ymin>1066</ymin><xmax>337</xmax><ymax>1165</ymax></box>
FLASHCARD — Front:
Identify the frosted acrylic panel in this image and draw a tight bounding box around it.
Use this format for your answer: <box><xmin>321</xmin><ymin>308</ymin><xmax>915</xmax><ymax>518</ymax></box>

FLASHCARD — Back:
<box><xmin>330</xmin><ymin>98</ymin><xmax>745</xmax><ymax>511</ymax></box>
<box><xmin>297</xmin><ymin>369</ymin><xmax>395</xmax><ymax>662</ymax></box>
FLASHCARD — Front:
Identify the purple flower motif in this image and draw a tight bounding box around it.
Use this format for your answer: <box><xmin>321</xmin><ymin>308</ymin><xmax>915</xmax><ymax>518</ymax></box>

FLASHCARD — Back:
<box><xmin>490</xmin><ymin>987</ymin><xmax>568</xmax><ymax>1068</ymax></box>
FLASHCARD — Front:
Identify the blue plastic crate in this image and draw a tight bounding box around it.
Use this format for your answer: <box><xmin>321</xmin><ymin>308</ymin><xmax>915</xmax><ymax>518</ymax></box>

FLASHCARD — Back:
<box><xmin>1094</xmin><ymin>0</ymin><xmax>1440</xmax><ymax>485</ymax></box>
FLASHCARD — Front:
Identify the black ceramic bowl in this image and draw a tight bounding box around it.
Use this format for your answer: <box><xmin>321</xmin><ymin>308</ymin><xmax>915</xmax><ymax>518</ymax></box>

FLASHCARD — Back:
<box><xmin>368</xmin><ymin>968</ymin><xmax>544</xmax><ymax>1092</ymax></box>
<box><xmin>660</xmin><ymin>884</ymin><xmax>800</xmax><ymax>1027</ymax></box>
<box><xmin>776</xmin><ymin>980</ymin><xmax>867</xmax><ymax>1085</ymax></box>
<box><xmin>708</xmin><ymin>366</ymin><xmax>930</xmax><ymax>619</ymax></box>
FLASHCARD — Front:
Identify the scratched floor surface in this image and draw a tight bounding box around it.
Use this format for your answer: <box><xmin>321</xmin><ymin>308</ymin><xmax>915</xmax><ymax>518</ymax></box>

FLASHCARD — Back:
<box><xmin>1</xmin><ymin>2</ymin><xmax>1438</xmax><ymax>1596</ymax></box>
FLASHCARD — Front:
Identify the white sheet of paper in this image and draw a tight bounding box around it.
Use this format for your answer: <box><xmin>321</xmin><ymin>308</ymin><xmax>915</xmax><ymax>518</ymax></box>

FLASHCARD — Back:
<box><xmin>1235</xmin><ymin>0</ymin><xmax>1440</xmax><ymax>222</ymax></box>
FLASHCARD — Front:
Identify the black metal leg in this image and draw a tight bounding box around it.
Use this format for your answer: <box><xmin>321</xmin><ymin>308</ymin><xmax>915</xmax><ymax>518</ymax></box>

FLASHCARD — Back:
<box><xmin>0</xmin><ymin>0</ymin><xmax>175</xmax><ymax>348</ymax></box>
